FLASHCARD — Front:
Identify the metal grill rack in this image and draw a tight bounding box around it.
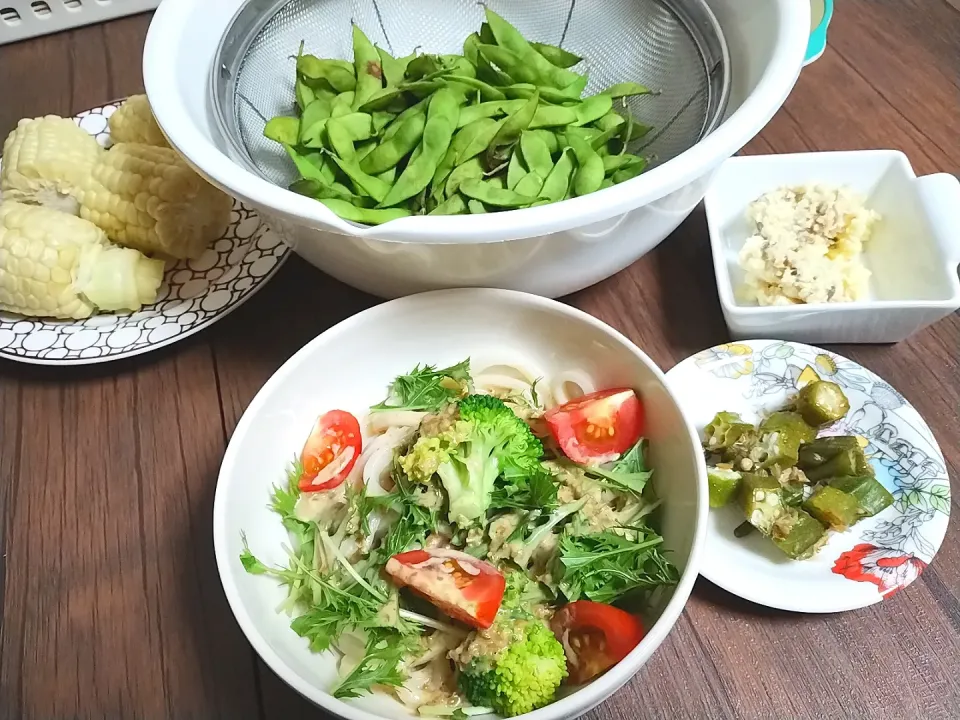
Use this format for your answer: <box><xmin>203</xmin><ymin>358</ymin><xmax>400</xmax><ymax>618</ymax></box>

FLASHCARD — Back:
<box><xmin>0</xmin><ymin>0</ymin><xmax>158</xmax><ymax>46</ymax></box>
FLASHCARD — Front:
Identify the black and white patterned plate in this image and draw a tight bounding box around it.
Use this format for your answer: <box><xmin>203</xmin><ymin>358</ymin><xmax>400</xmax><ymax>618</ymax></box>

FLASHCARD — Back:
<box><xmin>0</xmin><ymin>103</ymin><xmax>289</xmax><ymax>365</ymax></box>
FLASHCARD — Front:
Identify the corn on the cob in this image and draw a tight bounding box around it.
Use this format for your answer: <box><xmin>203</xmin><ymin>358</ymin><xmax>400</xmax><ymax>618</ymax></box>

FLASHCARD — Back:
<box><xmin>80</xmin><ymin>143</ymin><xmax>233</xmax><ymax>260</ymax></box>
<box><xmin>0</xmin><ymin>201</ymin><xmax>164</xmax><ymax>319</ymax></box>
<box><xmin>108</xmin><ymin>95</ymin><xmax>169</xmax><ymax>148</ymax></box>
<box><xmin>1</xmin><ymin>116</ymin><xmax>103</xmax><ymax>214</ymax></box>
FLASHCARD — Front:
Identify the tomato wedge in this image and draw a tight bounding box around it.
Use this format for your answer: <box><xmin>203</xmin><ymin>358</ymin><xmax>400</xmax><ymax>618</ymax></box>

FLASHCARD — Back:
<box><xmin>544</xmin><ymin>388</ymin><xmax>643</xmax><ymax>464</ymax></box>
<box><xmin>385</xmin><ymin>548</ymin><xmax>506</xmax><ymax>629</ymax></box>
<box><xmin>298</xmin><ymin>410</ymin><xmax>362</xmax><ymax>493</ymax></box>
<box><xmin>550</xmin><ymin>600</ymin><xmax>645</xmax><ymax>684</ymax></box>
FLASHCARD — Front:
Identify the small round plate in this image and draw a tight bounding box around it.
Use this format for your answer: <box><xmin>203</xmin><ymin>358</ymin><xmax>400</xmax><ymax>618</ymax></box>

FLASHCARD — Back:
<box><xmin>666</xmin><ymin>339</ymin><xmax>950</xmax><ymax>613</ymax></box>
<box><xmin>0</xmin><ymin>102</ymin><xmax>289</xmax><ymax>365</ymax></box>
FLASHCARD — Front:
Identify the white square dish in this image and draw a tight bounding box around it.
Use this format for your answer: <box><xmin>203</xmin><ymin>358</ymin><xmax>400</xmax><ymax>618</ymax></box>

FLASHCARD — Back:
<box><xmin>704</xmin><ymin>150</ymin><xmax>960</xmax><ymax>343</ymax></box>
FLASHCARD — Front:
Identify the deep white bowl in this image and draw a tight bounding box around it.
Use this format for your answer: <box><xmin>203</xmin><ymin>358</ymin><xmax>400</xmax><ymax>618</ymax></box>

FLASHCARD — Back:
<box><xmin>144</xmin><ymin>0</ymin><xmax>811</xmax><ymax>298</ymax></box>
<box><xmin>704</xmin><ymin>150</ymin><xmax>960</xmax><ymax>344</ymax></box>
<box><xmin>213</xmin><ymin>289</ymin><xmax>707</xmax><ymax>720</ymax></box>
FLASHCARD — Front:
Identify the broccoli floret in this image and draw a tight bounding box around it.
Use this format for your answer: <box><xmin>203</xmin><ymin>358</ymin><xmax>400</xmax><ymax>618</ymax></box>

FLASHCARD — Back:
<box><xmin>435</xmin><ymin>395</ymin><xmax>543</xmax><ymax>526</ymax></box>
<box><xmin>458</xmin><ymin>621</ymin><xmax>567</xmax><ymax>717</ymax></box>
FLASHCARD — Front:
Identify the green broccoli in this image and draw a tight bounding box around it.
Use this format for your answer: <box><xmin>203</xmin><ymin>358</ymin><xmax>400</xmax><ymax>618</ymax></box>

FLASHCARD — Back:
<box><xmin>402</xmin><ymin>395</ymin><xmax>543</xmax><ymax>527</ymax></box>
<box><xmin>458</xmin><ymin>621</ymin><xmax>567</xmax><ymax>717</ymax></box>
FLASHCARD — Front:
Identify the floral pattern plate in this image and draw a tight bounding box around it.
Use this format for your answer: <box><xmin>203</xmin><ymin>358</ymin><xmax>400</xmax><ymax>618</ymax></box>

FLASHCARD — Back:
<box><xmin>665</xmin><ymin>339</ymin><xmax>950</xmax><ymax>613</ymax></box>
<box><xmin>0</xmin><ymin>103</ymin><xmax>289</xmax><ymax>365</ymax></box>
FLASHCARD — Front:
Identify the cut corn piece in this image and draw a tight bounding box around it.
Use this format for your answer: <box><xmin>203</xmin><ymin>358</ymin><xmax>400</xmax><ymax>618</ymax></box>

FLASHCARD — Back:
<box><xmin>1</xmin><ymin>116</ymin><xmax>103</xmax><ymax>214</ymax></box>
<box><xmin>75</xmin><ymin>243</ymin><xmax>165</xmax><ymax>312</ymax></box>
<box><xmin>0</xmin><ymin>201</ymin><xmax>163</xmax><ymax>319</ymax></box>
<box><xmin>108</xmin><ymin>95</ymin><xmax>169</xmax><ymax>148</ymax></box>
<box><xmin>80</xmin><ymin>143</ymin><xmax>233</xmax><ymax>260</ymax></box>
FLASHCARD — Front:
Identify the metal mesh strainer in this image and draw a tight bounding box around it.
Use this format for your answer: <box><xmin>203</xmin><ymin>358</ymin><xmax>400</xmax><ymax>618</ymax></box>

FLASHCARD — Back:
<box><xmin>211</xmin><ymin>0</ymin><xmax>729</xmax><ymax>190</ymax></box>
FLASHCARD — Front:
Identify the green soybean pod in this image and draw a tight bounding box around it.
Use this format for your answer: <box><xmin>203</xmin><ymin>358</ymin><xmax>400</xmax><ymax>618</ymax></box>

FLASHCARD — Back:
<box><xmin>329</xmin><ymin>154</ymin><xmax>392</xmax><ymax>203</ymax></box>
<box><xmin>485</xmin><ymin>91</ymin><xmax>539</xmax><ymax>169</ymax></box>
<box><xmin>539</xmin><ymin>147</ymin><xmax>576</xmax><ymax>202</ymax></box>
<box><xmin>468</xmin><ymin>200</ymin><xmax>487</xmax><ymax>214</ymax></box>
<box><xmin>297</xmin><ymin>55</ymin><xmax>357</xmax><ymax>93</ymax></box>
<box><xmin>525</xmin><ymin>129</ymin><xmax>559</xmax><ymax>154</ymax></box>
<box><xmin>611</xmin><ymin>156</ymin><xmax>649</xmax><ymax>184</ymax></box>
<box><xmin>513</xmin><ymin>170</ymin><xmax>545</xmax><ymax>198</ymax></box>
<box><xmin>377</xmin><ymin>46</ymin><xmax>412</xmax><ymax>88</ymax></box>
<box><xmin>594</xmin><ymin>110</ymin><xmax>625</xmax><ymax>133</ymax></box>
<box><xmin>431</xmin><ymin>118</ymin><xmax>499</xmax><ymax>190</ymax></box>
<box><xmin>445</xmin><ymin>157</ymin><xmax>484</xmax><ymax>197</ymax></box>
<box><xmin>506</xmin><ymin>150</ymin><xmax>526</xmax><ymax>190</ymax></box>
<box><xmin>575</xmin><ymin>94</ymin><xmax>614</xmax><ymax>127</ymax></box>
<box><xmin>300</xmin><ymin>97</ymin><xmax>332</xmax><ymax>137</ymax></box>
<box><xmin>478</xmin><ymin>21</ymin><xmax>496</xmax><ymax>45</ymax></box>
<box><xmin>289</xmin><ymin>177</ymin><xmax>351</xmax><ymax>203</ymax></box>
<box><xmin>454</xmin><ymin>118</ymin><xmax>503</xmax><ymax>165</ymax></box>
<box><xmin>429</xmin><ymin>193</ymin><xmax>467</xmax><ymax>216</ymax></box>
<box><xmin>477</xmin><ymin>44</ymin><xmax>540</xmax><ymax>85</ymax></box>
<box><xmin>296</xmin><ymin>79</ymin><xmax>315</xmax><ymax>113</ymax></box>
<box><xmin>352</xmin><ymin>25</ymin><xmax>384</xmax><ymax>110</ymax></box>
<box><xmin>600</xmin><ymin>177</ymin><xmax>615</xmax><ymax>190</ymax></box>
<box><xmin>602</xmin><ymin>154</ymin><xmax>644</xmax><ymax>175</ymax></box>
<box><xmin>530</xmin><ymin>42</ymin><xmax>582</xmax><ymax>69</ymax></box>
<box><xmin>284</xmin><ymin>145</ymin><xmax>331</xmax><ymax>184</ymax></box>
<box><xmin>264</xmin><ymin>116</ymin><xmax>299</xmax><ymax>145</ymax></box>
<box><xmin>330</xmin><ymin>92</ymin><xmax>356</xmax><ymax>118</ymax></box>
<box><xmin>460</xmin><ymin>179</ymin><xmax>535</xmax><ymax>208</ymax></box>
<box><xmin>457</xmin><ymin>100</ymin><xmax>525</xmax><ymax>128</ymax></box>
<box><xmin>382</xmin><ymin>98</ymin><xmax>428</xmax><ymax>141</ymax></box>
<box><xmin>320</xmin><ymin>198</ymin><xmax>410</xmax><ymax>225</ymax></box>
<box><xmin>530</xmin><ymin>104</ymin><xmax>578</xmax><ymax>129</ymax></box>
<box><xmin>484</xmin><ymin>8</ymin><xmax>581</xmax><ymax>90</ymax></box>
<box><xmin>444</xmin><ymin>75</ymin><xmax>506</xmax><ymax>101</ymax></box>
<box><xmin>601</xmin><ymin>81</ymin><xmax>652</xmax><ymax>99</ymax></box>
<box><xmin>519</xmin><ymin>131</ymin><xmax>553</xmax><ymax>177</ymax></box>
<box><xmin>379</xmin><ymin>87</ymin><xmax>460</xmax><ymax>207</ymax></box>
<box><xmin>567</xmin><ymin>134</ymin><xmax>604</xmax><ymax>197</ymax></box>
<box><xmin>361</xmin><ymin>112</ymin><xmax>427</xmax><ymax>175</ymax></box>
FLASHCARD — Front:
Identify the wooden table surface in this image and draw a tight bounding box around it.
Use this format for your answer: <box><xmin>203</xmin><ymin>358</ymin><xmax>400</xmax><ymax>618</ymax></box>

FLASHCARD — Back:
<box><xmin>1</xmin><ymin>1</ymin><xmax>959</xmax><ymax>718</ymax></box>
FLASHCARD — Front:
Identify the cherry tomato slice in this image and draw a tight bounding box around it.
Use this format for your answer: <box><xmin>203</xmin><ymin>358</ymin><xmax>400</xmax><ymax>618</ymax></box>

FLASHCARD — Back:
<box><xmin>544</xmin><ymin>388</ymin><xmax>643</xmax><ymax>464</ymax></box>
<box><xmin>385</xmin><ymin>548</ymin><xmax>506</xmax><ymax>629</ymax></box>
<box><xmin>550</xmin><ymin>600</ymin><xmax>645</xmax><ymax>685</ymax></box>
<box><xmin>298</xmin><ymin>410</ymin><xmax>362</xmax><ymax>493</ymax></box>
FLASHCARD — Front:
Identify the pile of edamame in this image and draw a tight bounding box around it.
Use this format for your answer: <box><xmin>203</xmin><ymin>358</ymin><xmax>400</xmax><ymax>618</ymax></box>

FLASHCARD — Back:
<box><xmin>264</xmin><ymin>8</ymin><xmax>653</xmax><ymax>226</ymax></box>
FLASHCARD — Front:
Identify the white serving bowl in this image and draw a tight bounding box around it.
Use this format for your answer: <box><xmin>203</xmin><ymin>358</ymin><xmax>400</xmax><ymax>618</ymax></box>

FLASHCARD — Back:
<box><xmin>704</xmin><ymin>150</ymin><xmax>960</xmax><ymax>344</ymax></box>
<box><xmin>213</xmin><ymin>288</ymin><xmax>707</xmax><ymax>720</ymax></box>
<box><xmin>144</xmin><ymin>0</ymin><xmax>812</xmax><ymax>298</ymax></box>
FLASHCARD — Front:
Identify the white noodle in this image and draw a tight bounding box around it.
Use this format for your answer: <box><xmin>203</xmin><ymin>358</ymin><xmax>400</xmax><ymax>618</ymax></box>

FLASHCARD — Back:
<box><xmin>368</xmin><ymin>410</ymin><xmax>426</xmax><ymax>434</ymax></box>
<box><xmin>549</xmin><ymin>369</ymin><xmax>597</xmax><ymax>407</ymax></box>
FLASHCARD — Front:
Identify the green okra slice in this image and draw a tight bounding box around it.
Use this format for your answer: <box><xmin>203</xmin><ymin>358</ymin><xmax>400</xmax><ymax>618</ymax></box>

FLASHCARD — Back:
<box><xmin>738</xmin><ymin>473</ymin><xmax>785</xmax><ymax>535</ymax></box>
<box><xmin>827</xmin><ymin>475</ymin><xmax>894</xmax><ymax>517</ymax></box>
<box><xmin>803</xmin><ymin>485</ymin><xmax>860</xmax><ymax>530</ymax></box>
<box><xmin>770</xmin><ymin>509</ymin><xmax>828</xmax><ymax>560</ymax></box>
<box><xmin>795</xmin><ymin>381</ymin><xmax>851</xmax><ymax>427</ymax></box>
<box><xmin>707</xmin><ymin>466</ymin><xmax>742</xmax><ymax>508</ymax></box>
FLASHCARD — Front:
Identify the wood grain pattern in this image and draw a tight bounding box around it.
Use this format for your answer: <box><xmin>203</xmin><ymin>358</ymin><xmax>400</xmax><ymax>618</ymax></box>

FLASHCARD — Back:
<box><xmin>0</xmin><ymin>1</ymin><xmax>958</xmax><ymax>718</ymax></box>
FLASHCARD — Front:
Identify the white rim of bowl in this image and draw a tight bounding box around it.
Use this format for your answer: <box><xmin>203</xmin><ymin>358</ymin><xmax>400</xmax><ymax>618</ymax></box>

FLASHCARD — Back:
<box><xmin>144</xmin><ymin>1</ymin><xmax>809</xmax><ymax>244</ymax></box>
<box><xmin>212</xmin><ymin>288</ymin><xmax>709</xmax><ymax>720</ymax></box>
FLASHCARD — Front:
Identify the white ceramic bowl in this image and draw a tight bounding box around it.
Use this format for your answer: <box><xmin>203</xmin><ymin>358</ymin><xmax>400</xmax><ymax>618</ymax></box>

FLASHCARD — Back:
<box><xmin>213</xmin><ymin>288</ymin><xmax>707</xmax><ymax>720</ymax></box>
<box><xmin>705</xmin><ymin>150</ymin><xmax>960</xmax><ymax>344</ymax></box>
<box><xmin>143</xmin><ymin>0</ymin><xmax>812</xmax><ymax>298</ymax></box>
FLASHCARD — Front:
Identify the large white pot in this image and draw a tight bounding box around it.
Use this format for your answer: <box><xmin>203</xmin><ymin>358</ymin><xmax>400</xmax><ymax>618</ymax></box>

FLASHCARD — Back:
<box><xmin>144</xmin><ymin>0</ymin><xmax>810</xmax><ymax>298</ymax></box>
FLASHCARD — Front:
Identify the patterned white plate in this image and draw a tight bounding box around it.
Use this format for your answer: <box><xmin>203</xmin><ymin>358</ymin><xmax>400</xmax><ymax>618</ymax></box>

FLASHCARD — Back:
<box><xmin>0</xmin><ymin>103</ymin><xmax>289</xmax><ymax>365</ymax></box>
<box><xmin>666</xmin><ymin>340</ymin><xmax>950</xmax><ymax>613</ymax></box>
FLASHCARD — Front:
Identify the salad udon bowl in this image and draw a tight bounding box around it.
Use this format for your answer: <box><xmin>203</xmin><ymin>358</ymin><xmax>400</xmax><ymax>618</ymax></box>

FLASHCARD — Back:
<box><xmin>213</xmin><ymin>288</ymin><xmax>707</xmax><ymax>720</ymax></box>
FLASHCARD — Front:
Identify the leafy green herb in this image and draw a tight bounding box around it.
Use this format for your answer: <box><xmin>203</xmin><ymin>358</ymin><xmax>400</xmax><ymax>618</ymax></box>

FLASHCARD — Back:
<box><xmin>491</xmin><ymin>464</ymin><xmax>559</xmax><ymax>511</ymax></box>
<box><xmin>370</xmin><ymin>359</ymin><xmax>472</xmax><ymax>412</ymax></box>
<box><xmin>581</xmin><ymin>438</ymin><xmax>653</xmax><ymax>496</ymax></box>
<box><xmin>332</xmin><ymin>628</ymin><xmax>420</xmax><ymax>699</ymax></box>
<box><xmin>556</xmin><ymin>527</ymin><xmax>678</xmax><ymax>604</ymax></box>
